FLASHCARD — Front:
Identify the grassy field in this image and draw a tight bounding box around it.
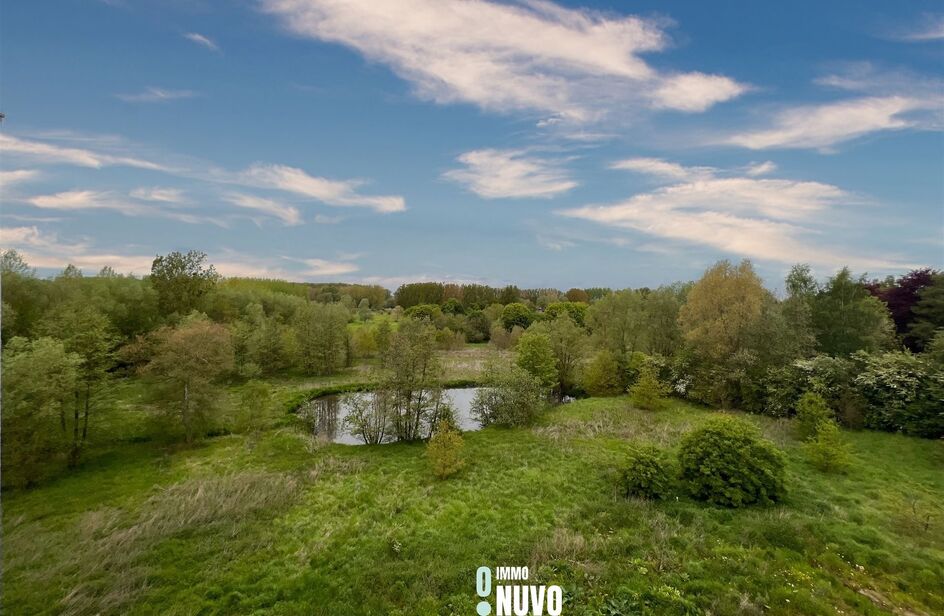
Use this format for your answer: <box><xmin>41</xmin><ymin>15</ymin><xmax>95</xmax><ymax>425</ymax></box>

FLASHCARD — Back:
<box><xmin>3</xmin><ymin>394</ymin><xmax>943</xmax><ymax>615</ymax></box>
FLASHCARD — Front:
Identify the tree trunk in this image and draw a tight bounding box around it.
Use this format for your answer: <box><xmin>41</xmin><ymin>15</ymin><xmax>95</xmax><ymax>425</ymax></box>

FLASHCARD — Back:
<box><xmin>81</xmin><ymin>381</ymin><xmax>91</xmax><ymax>442</ymax></box>
<box><xmin>183</xmin><ymin>380</ymin><xmax>192</xmax><ymax>444</ymax></box>
<box><xmin>69</xmin><ymin>402</ymin><xmax>81</xmax><ymax>467</ymax></box>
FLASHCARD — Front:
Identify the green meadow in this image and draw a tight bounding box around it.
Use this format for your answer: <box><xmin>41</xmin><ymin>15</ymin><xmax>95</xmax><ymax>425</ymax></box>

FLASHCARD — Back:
<box><xmin>4</xmin><ymin>395</ymin><xmax>942</xmax><ymax>616</ymax></box>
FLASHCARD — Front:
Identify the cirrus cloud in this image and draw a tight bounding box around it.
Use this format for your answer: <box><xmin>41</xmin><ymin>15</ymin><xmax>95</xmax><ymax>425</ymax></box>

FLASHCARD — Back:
<box><xmin>443</xmin><ymin>149</ymin><xmax>577</xmax><ymax>199</ymax></box>
<box><xmin>260</xmin><ymin>0</ymin><xmax>748</xmax><ymax>123</ymax></box>
<box><xmin>559</xmin><ymin>159</ymin><xmax>914</xmax><ymax>270</ymax></box>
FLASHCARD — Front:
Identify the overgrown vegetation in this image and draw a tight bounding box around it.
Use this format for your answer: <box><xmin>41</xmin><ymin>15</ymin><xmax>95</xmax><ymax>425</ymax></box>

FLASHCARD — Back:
<box><xmin>4</xmin><ymin>398</ymin><xmax>943</xmax><ymax>615</ymax></box>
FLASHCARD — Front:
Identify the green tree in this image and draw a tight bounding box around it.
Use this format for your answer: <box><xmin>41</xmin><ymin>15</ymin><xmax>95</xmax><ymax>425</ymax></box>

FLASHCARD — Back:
<box><xmin>544</xmin><ymin>301</ymin><xmax>588</xmax><ymax>326</ymax></box>
<box><xmin>233</xmin><ymin>303</ymin><xmax>295</xmax><ymax>375</ymax></box>
<box><xmin>375</xmin><ymin>319</ymin><xmax>393</xmax><ymax>363</ymax></box>
<box><xmin>500</xmin><ymin>302</ymin><xmax>533</xmax><ymax>330</ymax></box>
<box><xmin>36</xmin><ymin>302</ymin><xmax>118</xmax><ymax>465</ymax></box>
<box><xmin>582</xmin><ymin>349</ymin><xmax>622</xmax><ymax>396</ymax></box>
<box><xmin>564</xmin><ymin>288</ymin><xmax>590</xmax><ymax>303</ymax></box>
<box><xmin>629</xmin><ymin>363</ymin><xmax>671</xmax><ymax>410</ymax></box>
<box><xmin>143</xmin><ymin>318</ymin><xmax>235</xmax><ymax>443</ymax></box>
<box><xmin>237</xmin><ymin>379</ymin><xmax>273</xmax><ymax>435</ymax></box>
<box><xmin>498</xmin><ymin>285</ymin><xmax>521</xmax><ymax>305</ymax></box>
<box><xmin>781</xmin><ymin>264</ymin><xmax>817</xmax><ymax>358</ymax></box>
<box><xmin>394</xmin><ymin>282</ymin><xmax>444</xmax><ymax>308</ymax></box>
<box><xmin>383</xmin><ymin>319</ymin><xmax>443</xmax><ymax>441</ymax></box>
<box><xmin>427</xmin><ymin>420</ymin><xmax>465</xmax><ymax>479</ymax></box>
<box><xmin>471</xmin><ymin>364</ymin><xmax>547</xmax><ymax>427</ymax></box>
<box><xmin>515</xmin><ymin>329</ymin><xmax>557</xmax><ymax>389</ymax></box>
<box><xmin>536</xmin><ymin>316</ymin><xmax>588</xmax><ymax>397</ymax></box>
<box><xmin>587</xmin><ymin>289</ymin><xmax>649</xmax><ymax>365</ymax></box>
<box><xmin>805</xmin><ymin>420</ymin><xmax>851</xmax><ymax>473</ymax></box>
<box><xmin>644</xmin><ymin>284</ymin><xmax>688</xmax><ymax>356</ymax></box>
<box><xmin>812</xmin><ymin>267</ymin><xmax>894</xmax><ymax>356</ymax></box>
<box><xmin>149</xmin><ymin>251</ymin><xmax>220</xmax><ymax>317</ymax></box>
<box><xmin>293</xmin><ymin>302</ymin><xmax>349</xmax><ymax>375</ymax></box>
<box><xmin>0</xmin><ymin>250</ymin><xmax>46</xmax><ymax>338</ymax></box>
<box><xmin>908</xmin><ymin>273</ymin><xmax>944</xmax><ymax>351</ymax></box>
<box><xmin>1</xmin><ymin>337</ymin><xmax>82</xmax><ymax>486</ymax></box>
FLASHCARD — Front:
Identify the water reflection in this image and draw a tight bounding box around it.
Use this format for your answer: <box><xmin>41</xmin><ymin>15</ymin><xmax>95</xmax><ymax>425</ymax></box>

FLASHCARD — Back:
<box><xmin>298</xmin><ymin>387</ymin><xmax>482</xmax><ymax>445</ymax></box>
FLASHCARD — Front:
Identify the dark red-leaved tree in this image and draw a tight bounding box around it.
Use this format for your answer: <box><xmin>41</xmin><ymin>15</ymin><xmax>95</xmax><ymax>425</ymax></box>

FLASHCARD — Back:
<box><xmin>866</xmin><ymin>268</ymin><xmax>937</xmax><ymax>350</ymax></box>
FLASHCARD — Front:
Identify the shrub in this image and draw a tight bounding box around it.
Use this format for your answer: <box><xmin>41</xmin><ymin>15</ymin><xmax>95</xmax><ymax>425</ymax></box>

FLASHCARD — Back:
<box><xmin>435</xmin><ymin>327</ymin><xmax>465</xmax><ymax>351</ymax></box>
<box><xmin>404</xmin><ymin>303</ymin><xmax>443</xmax><ymax>322</ymax></box>
<box><xmin>624</xmin><ymin>351</ymin><xmax>650</xmax><ymax>385</ymax></box>
<box><xmin>678</xmin><ymin>416</ymin><xmax>786</xmax><ymax>507</ymax></box>
<box><xmin>794</xmin><ymin>392</ymin><xmax>833</xmax><ymax>440</ymax></box>
<box><xmin>441</xmin><ymin>297</ymin><xmax>465</xmax><ymax>315</ymax></box>
<box><xmin>489</xmin><ymin>323</ymin><xmax>524</xmax><ymax>350</ymax></box>
<box><xmin>620</xmin><ymin>446</ymin><xmax>672</xmax><ymax>499</ymax></box>
<box><xmin>764</xmin><ymin>355</ymin><xmax>855</xmax><ymax>418</ymax></box>
<box><xmin>427</xmin><ymin>421</ymin><xmax>465</xmax><ymax>479</ymax></box>
<box><xmin>582</xmin><ymin>349</ymin><xmax>622</xmax><ymax>397</ymax></box>
<box><xmin>471</xmin><ymin>365</ymin><xmax>547</xmax><ymax>427</ymax></box>
<box><xmin>805</xmin><ymin>420</ymin><xmax>851</xmax><ymax>473</ymax></box>
<box><xmin>629</xmin><ymin>364</ymin><xmax>670</xmax><ymax>410</ymax></box>
<box><xmin>853</xmin><ymin>351</ymin><xmax>943</xmax><ymax>437</ymax></box>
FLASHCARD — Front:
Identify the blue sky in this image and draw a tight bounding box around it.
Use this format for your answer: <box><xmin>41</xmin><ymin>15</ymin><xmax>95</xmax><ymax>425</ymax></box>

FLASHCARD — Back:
<box><xmin>1</xmin><ymin>0</ymin><xmax>941</xmax><ymax>290</ymax></box>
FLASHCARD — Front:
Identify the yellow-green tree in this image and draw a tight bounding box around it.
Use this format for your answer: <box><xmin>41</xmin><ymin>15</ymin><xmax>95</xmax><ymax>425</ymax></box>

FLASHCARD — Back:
<box><xmin>678</xmin><ymin>259</ymin><xmax>767</xmax><ymax>363</ymax></box>
<box><xmin>144</xmin><ymin>317</ymin><xmax>235</xmax><ymax>443</ymax></box>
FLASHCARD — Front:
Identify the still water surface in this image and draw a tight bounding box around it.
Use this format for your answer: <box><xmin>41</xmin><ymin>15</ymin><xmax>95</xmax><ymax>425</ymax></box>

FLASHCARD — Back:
<box><xmin>298</xmin><ymin>388</ymin><xmax>482</xmax><ymax>445</ymax></box>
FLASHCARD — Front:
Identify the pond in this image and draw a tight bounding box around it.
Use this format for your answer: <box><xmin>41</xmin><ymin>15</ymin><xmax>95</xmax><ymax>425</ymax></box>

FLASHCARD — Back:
<box><xmin>297</xmin><ymin>387</ymin><xmax>482</xmax><ymax>445</ymax></box>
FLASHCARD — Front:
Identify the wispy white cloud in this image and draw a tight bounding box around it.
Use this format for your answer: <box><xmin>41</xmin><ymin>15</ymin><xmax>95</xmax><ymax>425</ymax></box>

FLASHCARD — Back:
<box><xmin>130</xmin><ymin>187</ymin><xmax>186</xmax><ymax>203</ymax></box>
<box><xmin>26</xmin><ymin>190</ymin><xmax>224</xmax><ymax>226</ymax></box>
<box><xmin>183</xmin><ymin>32</ymin><xmax>220</xmax><ymax>52</ymax></box>
<box><xmin>234</xmin><ymin>163</ymin><xmax>405</xmax><ymax>213</ymax></box>
<box><xmin>0</xmin><ymin>134</ymin><xmax>166</xmax><ymax>170</ymax></box>
<box><xmin>2</xmin><ymin>131</ymin><xmax>406</xmax><ymax>218</ymax></box>
<box><xmin>724</xmin><ymin>64</ymin><xmax>942</xmax><ymax>151</ymax></box>
<box><xmin>744</xmin><ymin>161</ymin><xmax>777</xmax><ymax>176</ymax></box>
<box><xmin>443</xmin><ymin>149</ymin><xmax>577</xmax><ymax>199</ymax></box>
<box><xmin>560</xmin><ymin>160</ymin><xmax>913</xmax><ymax>270</ymax></box>
<box><xmin>116</xmin><ymin>87</ymin><xmax>198</xmax><ymax>103</ymax></box>
<box><xmin>725</xmin><ymin>95</ymin><xmax>935</xmax><ymax>150</ymax></box>
<box><xmin>0</xmin><ymin>169</ymin><xmax>41</xmax><ymax>187</ymax></box>
<box><xmin>609</xmin><ymin>157</ymin><xmax>713</xmax><ymax>181</ymax></box>
<box><xmin>0</xmin><ymin>225</ymin><xmax>155</xmax><ymax>274</ymax></box>
<box><xmin>889</xmin><ymin>14</ymin><xmax>944</xmax><ymax>42</ymax></box>
<box><xmin>297</xmin><ymin>257</ymin><xmax>359</xmax><ymax>277</ymax></box>
<box><xmin>536</xmin><ymin>235</ymin><xmax>576</xmax><ymax>251</ymax></box>
<box><xmin>260</xmin><ymin>0</ymin><xmax>747</xmax><ymax>123</ymax></box>
<box><xmin>222</xmin><ymin>192</ymin><xmax>302</xmax><ymax>225</ymax></box>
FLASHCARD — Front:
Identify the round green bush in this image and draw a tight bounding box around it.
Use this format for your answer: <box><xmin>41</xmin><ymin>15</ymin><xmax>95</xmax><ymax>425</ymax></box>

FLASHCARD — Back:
<box><xmin>678</xmin><ymin>416</ymin><xmax>786</xmax><ymax>507</ymax></box>
<box><xmin>620</xmin><ymin>445</ymin><xmax>672</xmax><ymax>500</ymax></box>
